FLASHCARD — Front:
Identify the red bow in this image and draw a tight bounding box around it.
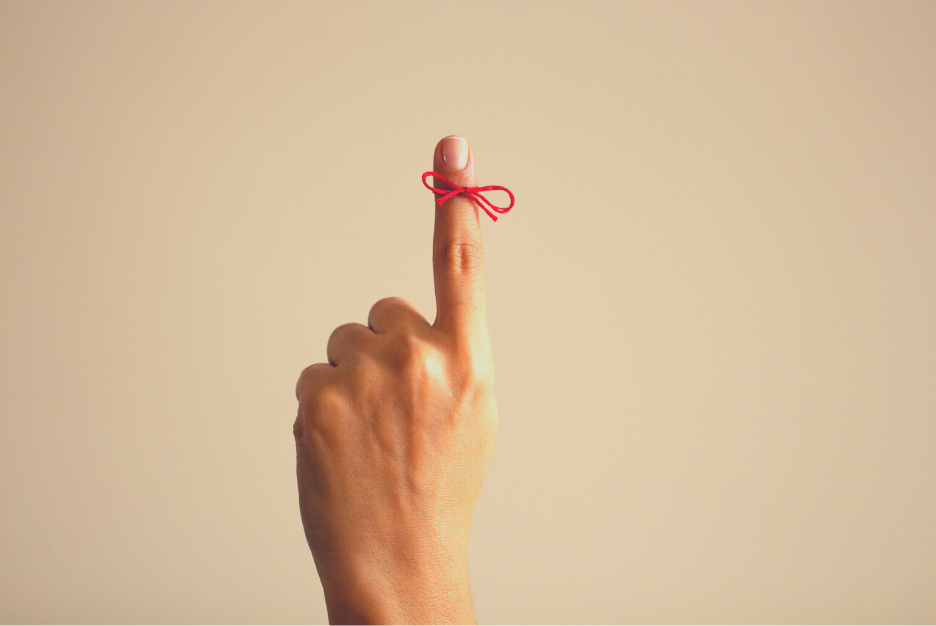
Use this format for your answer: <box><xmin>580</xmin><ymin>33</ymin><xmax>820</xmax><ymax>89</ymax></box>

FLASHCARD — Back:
<box><xmin>422</xmin><ymin>171</ymin><xmax>515</xmax><ymax>222</ymax></box>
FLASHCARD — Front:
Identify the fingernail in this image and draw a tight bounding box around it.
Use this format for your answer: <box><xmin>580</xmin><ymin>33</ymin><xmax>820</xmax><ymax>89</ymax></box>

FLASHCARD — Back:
<box><xmin>441</xmin><ymin>136</ymin><xmax>469</xmax><ymax>171</ymax></box>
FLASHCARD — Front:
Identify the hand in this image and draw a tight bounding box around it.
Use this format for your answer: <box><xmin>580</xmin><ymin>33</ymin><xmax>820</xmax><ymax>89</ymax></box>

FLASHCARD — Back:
<box><xmin>293</xmin><ymin>136</ymin><xmax>498</xmax><ymax>625</ymax></box>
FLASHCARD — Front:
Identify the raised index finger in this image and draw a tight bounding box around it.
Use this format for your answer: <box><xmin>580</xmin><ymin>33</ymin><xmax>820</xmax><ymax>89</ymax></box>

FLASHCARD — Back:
<box><xmin>430</xmin><ymin>136</ymin><xmax>488</xmax><ymax>344</ymax></box>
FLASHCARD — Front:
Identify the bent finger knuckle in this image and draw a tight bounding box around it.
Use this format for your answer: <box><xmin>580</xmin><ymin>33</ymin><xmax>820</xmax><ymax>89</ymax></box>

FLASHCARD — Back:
<box><xmin>370</xmin><ymin>296</ymin><xmax>407</xmax><ymax>315</ymax></box>
<box><xmin>329</xmin><ymin>322</ymin><xmax>360</xmax><ymax>342</ymax></box>
<box><xmin>296</xmin><ymin>363</ymin><xmax>330</xmax><ymax>400</ymax></box>
<box><xmin>301</xmin><ymin>384</ymin><xmax>348</xmax><ymax>439</ymax></box>
<box><xmin>369</xmin><ymin>297</ymin><xmax>411</xmax><ymax>328</ymax></box>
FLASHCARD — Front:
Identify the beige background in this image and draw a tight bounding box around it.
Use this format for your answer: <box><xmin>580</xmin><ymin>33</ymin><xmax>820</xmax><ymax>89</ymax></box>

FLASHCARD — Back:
<box><xmin>1</xmin><ymin>1</ymin><xmax>934</xmax><ymax>623</ymax></box>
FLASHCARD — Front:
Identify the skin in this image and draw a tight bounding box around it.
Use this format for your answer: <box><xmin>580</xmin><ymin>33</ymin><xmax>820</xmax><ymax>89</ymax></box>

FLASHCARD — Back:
<box><xmin>294</xmin><ymin>136</ymin><xmax>498</xmax><ymax>624</ymax></box>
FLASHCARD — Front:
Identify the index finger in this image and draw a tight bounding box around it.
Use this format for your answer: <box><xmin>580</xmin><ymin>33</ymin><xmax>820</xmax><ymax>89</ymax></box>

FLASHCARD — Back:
<box><xmin>430</xmin><ymin>136</ymin><xmax>488</xmax><ymax>343</ymax></box>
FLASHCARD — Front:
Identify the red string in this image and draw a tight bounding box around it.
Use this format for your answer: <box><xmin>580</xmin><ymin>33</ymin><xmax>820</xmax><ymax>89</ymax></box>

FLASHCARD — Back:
<box><xmin>422</xmin><ymin>171</ymin><xmax>515</xmax><ymax>222</ymax></box>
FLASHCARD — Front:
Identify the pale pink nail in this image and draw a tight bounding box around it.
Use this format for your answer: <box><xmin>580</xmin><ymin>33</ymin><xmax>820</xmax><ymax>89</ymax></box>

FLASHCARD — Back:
<box><xmin>441</xmin><ymin>136</ymin><xmax>469</xmax><ymax>171</ymax></box>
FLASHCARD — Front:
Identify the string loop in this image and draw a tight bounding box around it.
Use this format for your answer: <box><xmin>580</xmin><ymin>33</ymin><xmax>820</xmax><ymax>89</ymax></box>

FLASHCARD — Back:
<box><xmin>422</xmin><ymin>171</ymin><xmax>515</xmax><ymax>222</ymax></box>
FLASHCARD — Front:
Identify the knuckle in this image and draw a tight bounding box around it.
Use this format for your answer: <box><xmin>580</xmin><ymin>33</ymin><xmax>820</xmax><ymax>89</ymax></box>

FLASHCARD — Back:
<box><xmin>349</xmin><ymin>350</ymin><xmax>383</xmax><ymax>380</ymax></box>
<box><xmin>310</xmin><ymin>385</ymin><xmax>346</xmax><ymax>416</ymax></box>
<box><xmin>327</xmin><ymin>323</ymin><xmax>368</xmax><ymax>363</ymax></box>
<box><xmin>390</xmin><ymin>332</ymin><xmax>439</xmax><ymax>376</ymax></box>
<box><xmin>371</xmin><ymin>296</ymin><xmax>407</xmax><ymax>314</ymax></box>
<box><xmin>369</xmin><ymin>297</ymin><xmax>409</xmax><ymax>327</ymax></box>
<box><xmin>296</xmin><ymin>363</ymin><xmax>329</xmax><ymax>400</ymax></box>
<box><xmin>392</xmin><ymin>331</ymin><xmax>428</xmax><ymax>364</ymax></box>
<box><xmin>436</xmin><ymin>241</ymin><xmax>484</xmax><ymax>275</ymax></box>
<box><xmin>329</xmin><ymin>322</ymin><xmax>359</xmax><ymax>341</ymax></box>
<box><xmin>301</xmin><ymin>384</ymin><xmax>347</xmax><ymax>437</ymax></box>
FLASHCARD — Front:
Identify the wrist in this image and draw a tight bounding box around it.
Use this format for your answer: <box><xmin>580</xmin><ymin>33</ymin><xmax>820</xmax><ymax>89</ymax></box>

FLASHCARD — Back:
<box><xmin>317</xmin><ymin>550</ymin><xmax>475</xmax><ymax>625</ymax></box>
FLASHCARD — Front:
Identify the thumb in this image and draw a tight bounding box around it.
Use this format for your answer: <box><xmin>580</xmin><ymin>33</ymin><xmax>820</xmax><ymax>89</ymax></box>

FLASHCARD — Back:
<box><xmin>430</xmin><ymin>136</ymin><xmax>488</xmax><ymax>343</ymax></box>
